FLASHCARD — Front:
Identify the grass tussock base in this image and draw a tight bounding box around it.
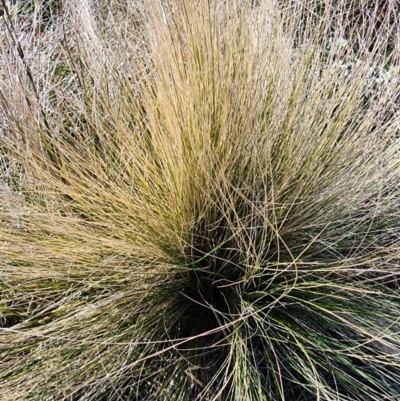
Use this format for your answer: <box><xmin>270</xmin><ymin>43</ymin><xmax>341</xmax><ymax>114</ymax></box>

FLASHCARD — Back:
<box><xmin>1</xmin><ymin>0</ymin><xmax>400</xmax><ymax>400</ymax></box>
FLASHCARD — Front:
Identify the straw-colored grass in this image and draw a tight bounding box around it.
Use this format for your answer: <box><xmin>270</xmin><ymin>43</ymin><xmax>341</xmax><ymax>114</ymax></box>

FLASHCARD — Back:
<box><xmin>1</xmin><ymin>0</ymin><xmax>400</xmax><ymax>400</ymax></box>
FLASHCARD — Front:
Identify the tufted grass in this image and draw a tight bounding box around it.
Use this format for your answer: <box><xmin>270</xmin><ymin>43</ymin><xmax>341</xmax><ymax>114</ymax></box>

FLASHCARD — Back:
<box><xmin>1</xmin><ymin>0</ymin><xmax>400</xmax><ymax>400</ymax></box>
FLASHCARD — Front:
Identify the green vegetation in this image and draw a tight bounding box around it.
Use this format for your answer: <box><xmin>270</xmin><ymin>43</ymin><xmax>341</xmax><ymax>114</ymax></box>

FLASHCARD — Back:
<box><xmin>1</xmin><ymin>1</ymin><xmax>400</xmax><ymax>400</ymax></box>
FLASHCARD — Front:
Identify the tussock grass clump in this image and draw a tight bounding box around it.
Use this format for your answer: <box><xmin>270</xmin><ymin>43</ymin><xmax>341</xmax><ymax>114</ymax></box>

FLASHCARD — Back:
<box><xmin>1</xmin><ymin>0</ymin><xmax>400</xmax><ymax>400</ymax></box>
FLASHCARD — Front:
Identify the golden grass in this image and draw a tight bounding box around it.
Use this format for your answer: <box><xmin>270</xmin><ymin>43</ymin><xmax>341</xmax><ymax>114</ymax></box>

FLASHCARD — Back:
<box><xmin>1</xmin><ymin>0</ymin><xmax>400</xmax><ymax>400</ymax></box>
